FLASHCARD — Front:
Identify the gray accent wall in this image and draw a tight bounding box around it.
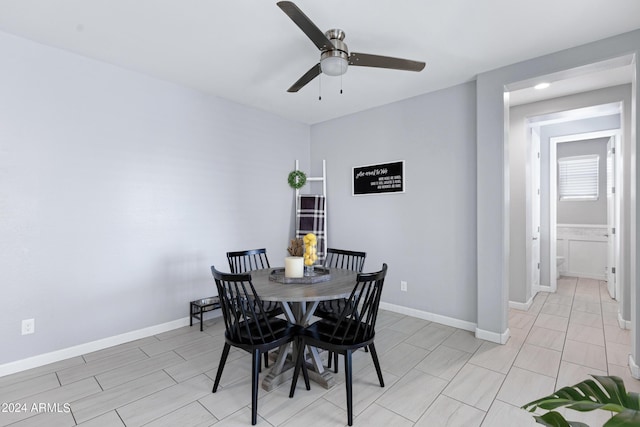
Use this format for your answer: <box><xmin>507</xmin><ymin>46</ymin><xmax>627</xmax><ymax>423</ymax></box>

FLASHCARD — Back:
<box><xmin>0</xmin><ymin>31</ymin><xmax>310</xmax><ymax>365</ymax></box>
<box><xmin>310</xmin><ymin>82</ymin><xmax>478</xmax><ymax>324</ymax></box>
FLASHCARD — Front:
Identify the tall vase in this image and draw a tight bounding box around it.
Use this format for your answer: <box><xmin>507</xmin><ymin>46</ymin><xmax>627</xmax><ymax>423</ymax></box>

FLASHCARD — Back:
<box><xmin>304</xmin><ymin>242</ymin><xmax>317</xmax><ymax>276</ymax></box>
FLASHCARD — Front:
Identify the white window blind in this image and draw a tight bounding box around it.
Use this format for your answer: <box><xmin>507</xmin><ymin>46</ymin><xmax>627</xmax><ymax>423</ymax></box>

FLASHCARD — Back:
<box><xmin>558</xmin><ymin>155</ymin><xmax>599</xmax><ymax>201</ymax></box>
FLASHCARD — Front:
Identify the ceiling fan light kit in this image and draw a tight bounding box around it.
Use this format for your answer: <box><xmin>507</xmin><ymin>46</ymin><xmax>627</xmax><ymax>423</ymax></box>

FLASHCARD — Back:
<box><xmin>277</xmin><ymin>1</ymin><xmax>425</xmax><ymax>92</ymax></box>
<box><xmin>321</xmin><ymin>53</ymin><xmax>348</xmax><ymax>76</ymax></box>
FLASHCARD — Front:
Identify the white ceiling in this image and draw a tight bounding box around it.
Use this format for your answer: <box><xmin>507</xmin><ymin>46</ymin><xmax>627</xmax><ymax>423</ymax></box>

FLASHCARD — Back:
<box><xmin>1</xmin><ymin>0</ymin><xmax>640</xmax><ymax>124</ymax></box>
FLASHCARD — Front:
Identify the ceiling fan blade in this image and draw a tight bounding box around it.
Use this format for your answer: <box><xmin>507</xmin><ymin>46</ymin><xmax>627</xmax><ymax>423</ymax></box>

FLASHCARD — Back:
<box><xmin>349</xmin><ymin>52</ymin><xmax>425</xmax><ymax>72</ymax></box>
<box><xmin>277</xmin><ymin>1</ymin><xmax>334</xmax><ymax>51</ymax></box>
<box><xmin>287</xmin><ymin>63</ymin><xmax>321</xmax><ymax>92</ymax></box>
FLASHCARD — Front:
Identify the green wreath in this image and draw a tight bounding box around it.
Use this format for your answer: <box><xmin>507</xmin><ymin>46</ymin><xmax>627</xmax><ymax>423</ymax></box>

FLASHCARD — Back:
<box><xmin>287</xmin><ymin>170</ymin><xmax>307</xmax><ymax>189</ymax></box>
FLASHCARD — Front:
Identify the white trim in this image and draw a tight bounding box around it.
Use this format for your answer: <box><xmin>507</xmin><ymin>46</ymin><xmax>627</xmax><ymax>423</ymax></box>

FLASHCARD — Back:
<box><xmin>537</xmin><ymin>284</ymin><xmax>553</xmax><ymax>293</ymax></box>
<box><xmin>380</xmin><ymin>303</ymin><xmax>510</xmax><ymax>344</ymax></box>
<box><xmin>0</xmin><ymin>316</ymin><xmax>205</xmax><ymax>377</ymax></box>
<box><xmin>509</xmin><ymin>295</ymin><xmax>534</xmax><ymax>311</ymax></box>
<box><xmin>379</xmin><ymin>302</ymin><xmax>476</xmax><ymax>333</ymax></box>
<box><xmin>550</xmin><ymin>133</ymin><xmax>558</xmax><ymax>290</ymax></box>
<box><xmin>618</xmin><ymin>311</ymin><xmax>631</xmax><ymax>330</ymax></box>
<box><xmin>561</xmin><ymin>273</ymin><xmax>607</xmax><ymax>280</ymax></box>
<box><xmin>526</xmin><ymin>125</ymin><xmax>542</xmax><ymax>297</ymax></box>
<box><xmin>475</xmin><ymin>327</ymin><xmax>511</xmax><ymax>344</ymax></box>
<box><xmin>524</xmin><ymin>102</ymin><xmax>623</xmax><ymax>125</ymax></box>
<box><xmin>629</xmin><ymin>354</ymin><xmax>640</xmax><ymax>379</ymax></box>
<box><xmin>558</xmin><ymin>235</ymin><xmax>607</xmax><ymax>243</ymax></box>
<box><xmin>557</xmin><ymin>223</ymin><xmax>609</xmax><ymax>228</ymax></box>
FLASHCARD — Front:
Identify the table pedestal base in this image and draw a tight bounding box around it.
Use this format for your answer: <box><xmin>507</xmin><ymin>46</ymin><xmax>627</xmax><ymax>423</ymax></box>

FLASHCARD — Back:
<box><xmin>261</xmin><ymin>346</ymin><xmax>336</xmax><ymax>391</ymax></box>
<box><xmin>260</xmin><ymin>301</ymin><xmax>339</xmax><ymax>391</ymax></box>
<box><xmin>262</xmin><ymin>360</ymin><xmax>336</xmax><ymax>391</ymax></box>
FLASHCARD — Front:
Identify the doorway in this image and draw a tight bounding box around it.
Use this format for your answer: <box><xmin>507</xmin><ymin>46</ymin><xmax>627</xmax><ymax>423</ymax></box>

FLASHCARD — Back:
<box><xmin>476</xmin><ymin>47</ymin><xmax>640</xmax><ymax>374</ymax></box>
<box><xmin>520</xmin><ymin>102</ymin><xmax>624</xmax><ymax>306</ymax></box>
<box><xmin>548</xmin><ymin>129</ymin><xmax>621</xmax><ymax>298</ymax></box>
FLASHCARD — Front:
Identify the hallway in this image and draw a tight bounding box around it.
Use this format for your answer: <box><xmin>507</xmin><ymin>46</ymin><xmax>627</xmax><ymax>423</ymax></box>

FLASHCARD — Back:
<box><xmin>508</xmin><ymin>275</ymin><xmax>636</xmax><ymax>425</ymax></box>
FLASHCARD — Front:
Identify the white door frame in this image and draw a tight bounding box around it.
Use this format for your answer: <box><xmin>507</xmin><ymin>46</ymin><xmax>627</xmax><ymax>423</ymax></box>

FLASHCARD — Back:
<box><xmin>549</xmin><ymin>129</ymin><xmax>622</xmax><ymax>294</ymax></box>
<box><xmin>526</xmin><ymin>126</ymin><xmax>542</xmax><ymax>295</ymax></box>
<box><xmin>606</xmin><ymin>136</ymin><xmax>618</xmax><ymax>299</ymax></box>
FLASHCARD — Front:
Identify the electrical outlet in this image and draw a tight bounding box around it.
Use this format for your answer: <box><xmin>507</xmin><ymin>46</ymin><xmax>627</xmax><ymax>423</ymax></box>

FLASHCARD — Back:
<box><xmin>400</xmin><ymin>281</ymin><xmax>407</xmax><ymax>292</ymax></box>
<box><xmin>22</xmin><ymin>318</ymin><xmax>35</xmax><ymax>335</ymax></box>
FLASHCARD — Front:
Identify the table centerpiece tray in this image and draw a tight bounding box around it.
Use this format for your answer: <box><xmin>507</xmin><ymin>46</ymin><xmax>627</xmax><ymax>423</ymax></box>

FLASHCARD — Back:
<box><xmin>269</xmin><ymin>267</ymin><xmax>331</xmax><ymax>284</ymax></box>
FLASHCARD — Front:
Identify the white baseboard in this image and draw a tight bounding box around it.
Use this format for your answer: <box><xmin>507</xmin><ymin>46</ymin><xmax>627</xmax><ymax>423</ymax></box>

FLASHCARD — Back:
<box><xmin>379</xmin><ymin>302</ymin><xmax>476</xmax><ymax>333</ymax></box>
<box><xmin>629</xmin><ymin>354</ymin><xmax>640</xmax><ymax>379</ymax></box>
<box><xmin>618</xmin><ymin>312</ymin><xmax>631</xmax><ymax>330</ymax></box>
<box><xmin>379</xmin><ymin>302</ymin><xmax>508</xmax><ymax>345</ymax></box>
<box><xmin>475</xmin><ymin>327</ymin><xmax>511</xmax><ymax>344</ymax></box>
<box><xmin>562</xmin><ymin>272</ymin><xmax>606</xmax><ymax>281</ymax></box>
<box><xmin>0</xmin><ymin>317</ymin><xmax>195</xmax><ymax>378</ymax></box>
<box><xmin>3</xmin><ymin>303</ymin><xmax>504</xmax><ymax>378</ymax></box>
<box><xmin>509</xmin><ymin>295</ymin><xmax>534</xmax><ymax>311</ymax></box>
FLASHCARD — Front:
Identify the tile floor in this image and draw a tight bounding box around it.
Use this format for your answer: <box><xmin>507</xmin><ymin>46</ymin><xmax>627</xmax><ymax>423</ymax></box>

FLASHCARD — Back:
<box><xmin>0</xmin><ymin>276</ymin><xmax>636</xmax><ymax>426</ymax></box>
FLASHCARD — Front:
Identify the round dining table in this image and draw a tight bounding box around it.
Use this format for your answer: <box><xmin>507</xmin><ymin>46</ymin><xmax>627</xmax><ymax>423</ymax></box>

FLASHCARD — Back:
<box><xmin>249</xmin><ymin>267</ymin><xmax>358</xmax><ymax>391</ymax></box>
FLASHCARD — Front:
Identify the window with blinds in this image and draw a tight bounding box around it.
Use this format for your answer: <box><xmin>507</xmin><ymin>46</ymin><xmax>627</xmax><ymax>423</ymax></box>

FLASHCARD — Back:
<box><xmin>558</xmin><ymin>155</ymin><xmax>599</xmax><ymax>201</ymax></box>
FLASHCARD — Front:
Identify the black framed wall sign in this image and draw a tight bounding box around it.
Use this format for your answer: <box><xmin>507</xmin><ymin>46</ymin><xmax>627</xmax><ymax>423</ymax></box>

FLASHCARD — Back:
<box><xmin>352</xmin><ymin>160</ymin><xmax>405</xmax><ymax>196</ymax></box>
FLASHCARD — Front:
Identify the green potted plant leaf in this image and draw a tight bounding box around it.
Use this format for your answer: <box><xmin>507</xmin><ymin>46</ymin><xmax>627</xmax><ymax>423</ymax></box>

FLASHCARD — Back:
<box><xmin>521</xmin><ymin>375</ymin><xmax>640</xmax><ymax>426</ymax></box>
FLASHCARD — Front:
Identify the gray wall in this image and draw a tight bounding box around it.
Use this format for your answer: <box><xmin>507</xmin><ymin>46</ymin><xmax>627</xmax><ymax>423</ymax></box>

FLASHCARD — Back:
<box><xmin>556</xmin><ymin>137</ymin><xmax>608</xmax><ymax>224</ymax></box>
<box><xmin>310</xmin><ymin>82</ymin><xmax>478</xmax><ymax>324</ymax></box>
<box><xmin>0</xmin><ymin>31</ymin><xmax>310</xmax><ymax>365</ymax></box>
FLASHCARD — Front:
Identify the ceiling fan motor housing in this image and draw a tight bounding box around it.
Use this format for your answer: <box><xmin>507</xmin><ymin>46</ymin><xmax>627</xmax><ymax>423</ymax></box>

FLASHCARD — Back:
<box><xmin>322</xmin><ymin>30</ymin><xmax>348</xmax><ymax>55</ymax></box>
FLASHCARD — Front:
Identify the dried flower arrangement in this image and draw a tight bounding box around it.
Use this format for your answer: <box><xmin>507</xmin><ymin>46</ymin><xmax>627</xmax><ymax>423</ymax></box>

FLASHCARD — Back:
<box><xmin>287</xmin><ymin>238</ymin><xmax>304</xmax><ymax>256</ymax></box>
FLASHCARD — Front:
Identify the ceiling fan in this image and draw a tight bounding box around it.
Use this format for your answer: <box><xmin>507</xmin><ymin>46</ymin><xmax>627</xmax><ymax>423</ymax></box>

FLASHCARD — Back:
<box><xmin>277</xmin><ymin>1</ymin><xmax>426</xmax><ymax>93</ymax></box>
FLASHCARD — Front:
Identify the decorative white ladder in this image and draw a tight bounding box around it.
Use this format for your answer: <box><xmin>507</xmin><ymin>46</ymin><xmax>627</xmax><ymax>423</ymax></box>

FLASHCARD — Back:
<box><xmin>295</xmin><ymin>159</ymin><xmax>327</xmax><ymax>257</ymax></box>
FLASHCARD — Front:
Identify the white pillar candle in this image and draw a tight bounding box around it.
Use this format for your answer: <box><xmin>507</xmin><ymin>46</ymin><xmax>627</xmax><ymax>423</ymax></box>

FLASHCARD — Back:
<box><xmin>285</xmin><ymin>256</ymin><xmax>304</xmax><ymax>278</ymax></box>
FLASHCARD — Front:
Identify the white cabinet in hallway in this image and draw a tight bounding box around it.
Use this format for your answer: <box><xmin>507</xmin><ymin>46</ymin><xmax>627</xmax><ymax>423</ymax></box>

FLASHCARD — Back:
<box><xmin>557</xmin><ymin>224</ymin><xmax>607</xmax><ymax>280</ymax></box>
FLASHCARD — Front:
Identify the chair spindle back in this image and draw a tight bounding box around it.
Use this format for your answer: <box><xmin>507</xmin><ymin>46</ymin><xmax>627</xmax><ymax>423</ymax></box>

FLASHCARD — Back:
<box><xmin>323</xmin><ymin>248</ymin><xmax>366</xmax><ymax>272</ymax></box>
<box><xmin>211</xmin><ymin>266</ymin><xmax>278</xmax><ymax>346</ymax></box>
<box><xmin>329</xmin><ymin>263</ymin><xmax>387</xmax><ymax>344</ymax></box>
<box><xmin>227</xmin><ymin>248</ymin><xmax>270</xmax><ymax>274</ymax></box>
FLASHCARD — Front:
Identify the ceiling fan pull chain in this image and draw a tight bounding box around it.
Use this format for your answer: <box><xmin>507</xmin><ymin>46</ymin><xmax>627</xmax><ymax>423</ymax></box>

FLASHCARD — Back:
<box><xmin>340</xmin><ymin>74</ymin><xmax>343</xmax><ymax>94</ymax></box>
<box><xmin>318</xmin><ymin>74</ymin><xmax>322</xmax><ymax>101</ymax></box>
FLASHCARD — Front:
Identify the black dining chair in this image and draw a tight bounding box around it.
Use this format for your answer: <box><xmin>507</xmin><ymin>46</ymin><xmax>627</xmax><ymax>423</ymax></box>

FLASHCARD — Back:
<box><xmin>289</xmin><ymin>263</ymin><xmax>388</xmax><ymax>426</ymax></box>
<box><xmin>227</xmin><ymin>248</ymin><xmax>271</xmax><ymax>273</ymax></box>
<box><xmin>316</xmin><ymin>249</ymin><xmax>366</xmax><ymax>321</ymax></box>
<box><xmin>210</xmin><ymin>265</ymin><xmax>307</xmax><ymax>425</ymax></box>
<box><xmin>315</xmin><ymin>248</ymin><xmax>367</xmax><ymax>372</ymax></box>
<box><xmin>323</xmin><ymin>248</ymin><xmax>367</xmax><ymax>272</ymax></box>
<box><xmin>227</xmin><ymin>248</ymin><xmax>283</xmax><ymax>368</ymax></box>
